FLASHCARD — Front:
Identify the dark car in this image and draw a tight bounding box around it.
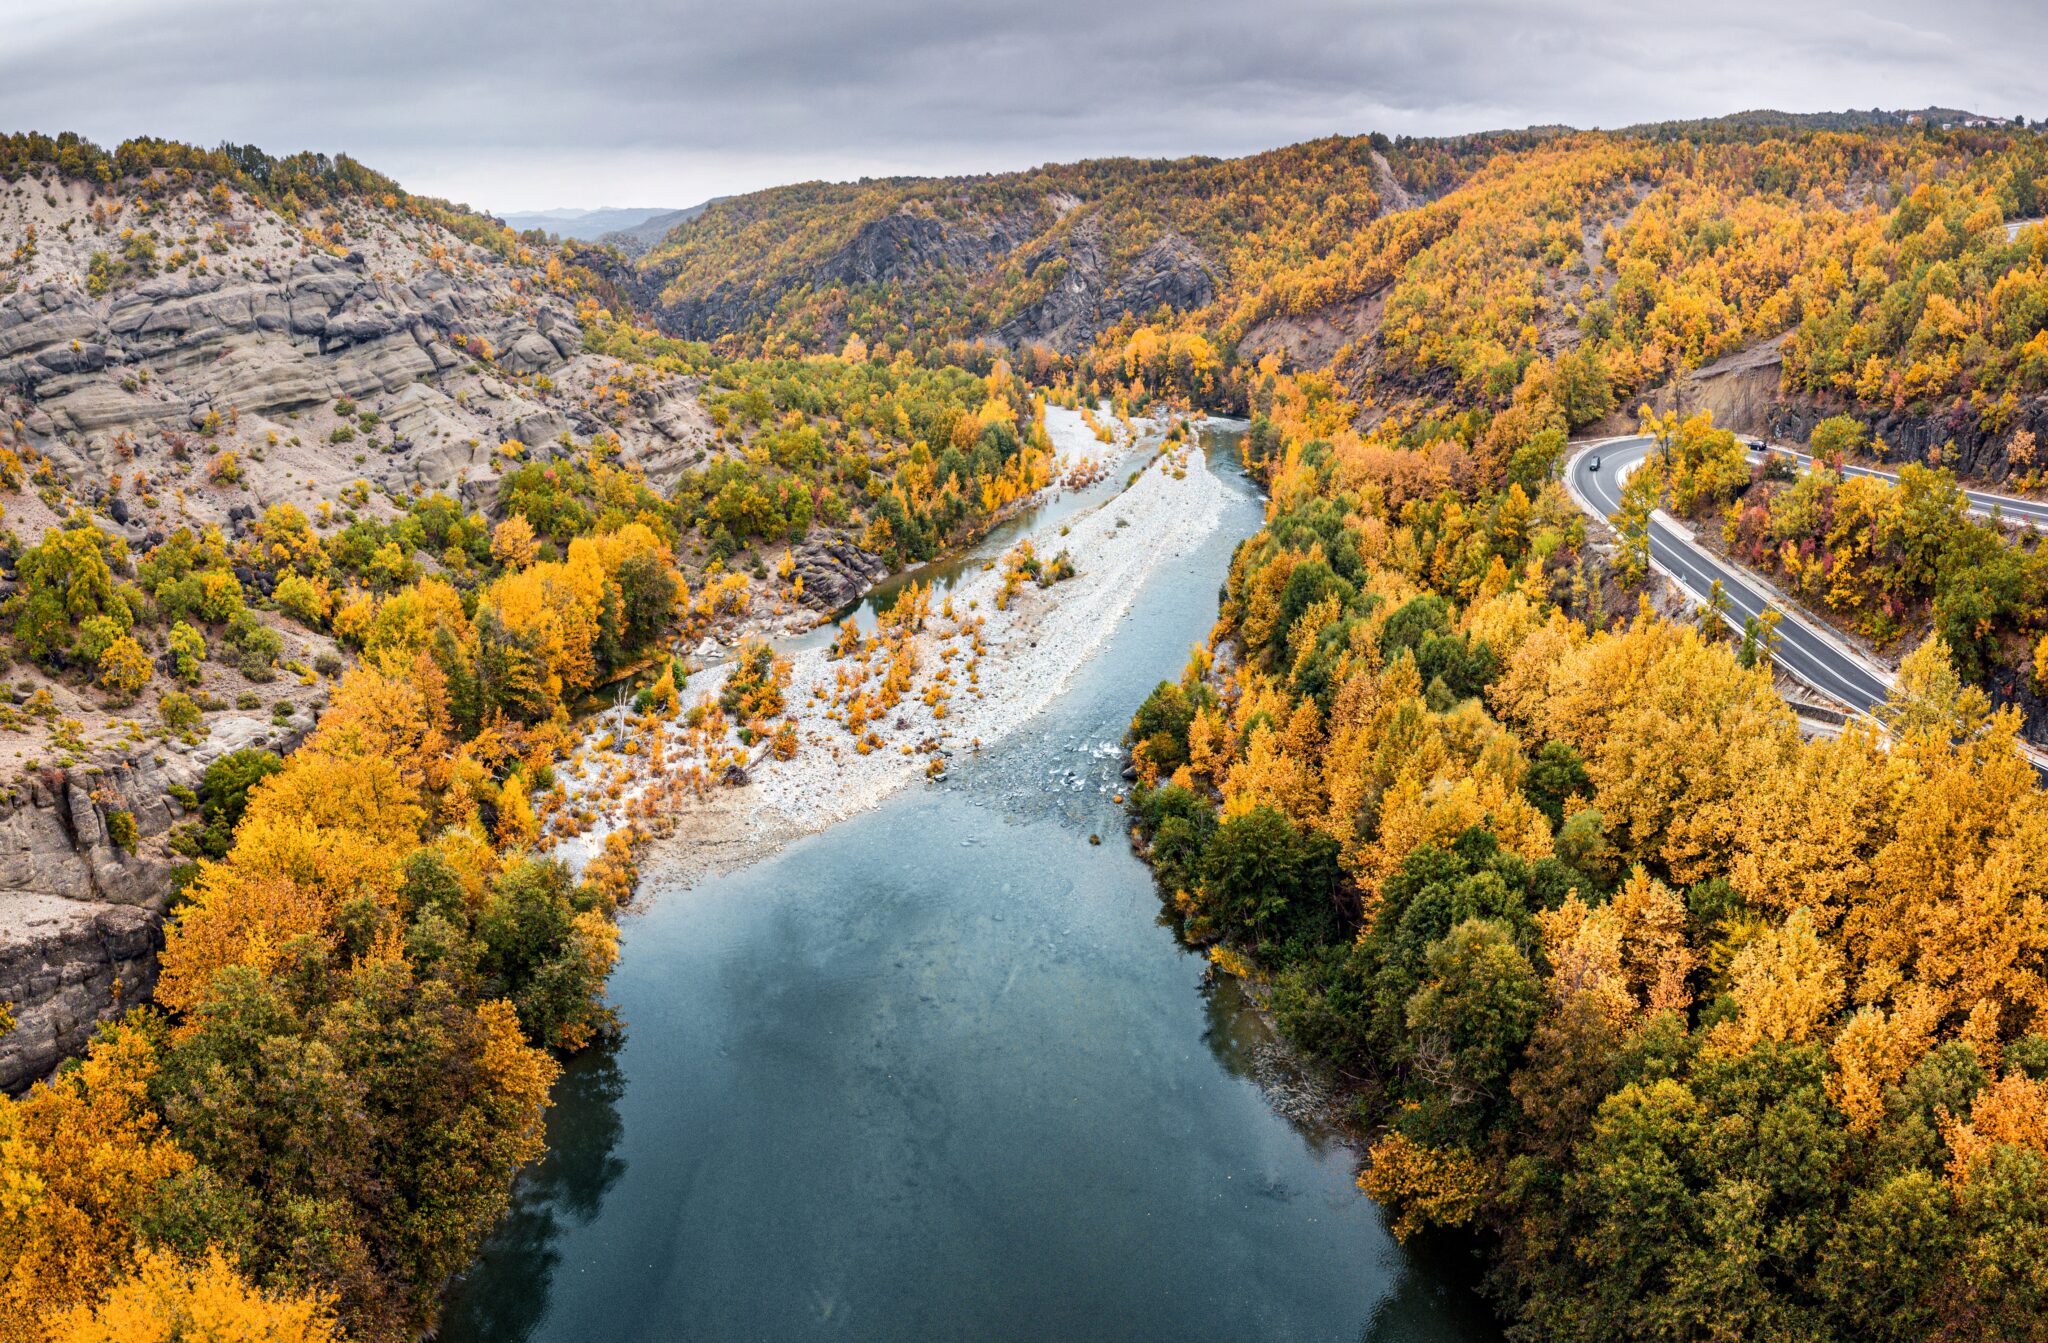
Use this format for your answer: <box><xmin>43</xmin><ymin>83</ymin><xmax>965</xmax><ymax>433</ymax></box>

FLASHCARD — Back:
<box><xmin>1588</xmin><ymin>454</ymin><xmax>1602</xmax><ymax>471</ymax></box>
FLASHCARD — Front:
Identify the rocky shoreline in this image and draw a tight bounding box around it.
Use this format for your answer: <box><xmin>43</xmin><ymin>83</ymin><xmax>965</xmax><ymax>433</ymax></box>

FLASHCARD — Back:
<box><xmin>587</xmin><ymin>407</ymin><xmax>1230</xmax><ymax>897</ymax></box>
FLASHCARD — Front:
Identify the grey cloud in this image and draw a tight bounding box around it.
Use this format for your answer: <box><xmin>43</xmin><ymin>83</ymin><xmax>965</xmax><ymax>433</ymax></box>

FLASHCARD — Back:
<box><xmin>0</xmin><ymin>0</ymin><xmax>2040</xmax><ymax>210</ymax></box>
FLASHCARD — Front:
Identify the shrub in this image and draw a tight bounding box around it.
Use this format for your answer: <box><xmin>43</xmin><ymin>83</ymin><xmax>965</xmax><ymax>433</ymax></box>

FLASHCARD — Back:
<box><xmin>226</xmin><ymin>610</ymin><xmax>282</xmax><ymax>681</ymax></box>
<box><xmin>158</xmin><ymin>690</ymin><xmax>201</xmax><ymax>734</ymax></box>
<box><xmin>168</xmin><ymin>621</ymin><xmax>206</xmax><ymax>684</ymax></box>
<box><xmin>9</xmin><ymin>520</ymin><xmax>130</xmax><ymax>666</ymax></box>
<box><xmin>719</xmin><ymin>640</ymin><xmax>789</xmax><ymax>721</ymax></box>
<box><xmin>205</xmin><ymin>450</ymin><xmax>244</xmax><ymax>485</ymax></box>
<box><xmin>105</xmin><ymin>808</ymin><xmax>138</xmax><ymax>853</ymax></box>
<box><xmin>192</xmin><ymin>748</ymin><xmax>282</xmax><ymax>857</ymax></box>
<box><xmin>272</xmin><ymin>572</ymin><xmax>331</xmax><ymax>628</ymax></box>
<box><xmin>1200</xmin><ymin>805</ymin><xmax>1342</xmax><ymax>948</ymax></box>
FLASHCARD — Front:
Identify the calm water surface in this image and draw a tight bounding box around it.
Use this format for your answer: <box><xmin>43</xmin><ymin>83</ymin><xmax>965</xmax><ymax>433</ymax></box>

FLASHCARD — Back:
<box><xmin>441</xmin><ymin>425</ymin><xmax>1502</xmax><ymax>1342</ymax></box>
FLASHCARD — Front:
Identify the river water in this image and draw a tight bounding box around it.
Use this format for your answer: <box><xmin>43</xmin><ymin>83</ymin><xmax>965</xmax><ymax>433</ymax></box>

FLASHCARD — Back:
<box><xmin>440</xmin><ymin>424</ymin><xmax>1501</xmax><ymax>1342</ymax></box>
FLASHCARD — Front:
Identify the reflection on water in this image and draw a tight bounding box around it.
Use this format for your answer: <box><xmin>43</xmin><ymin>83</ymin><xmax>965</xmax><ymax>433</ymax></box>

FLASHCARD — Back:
<box><xmin>439</xmin><ymin>423</ymin><xmax>1500</xmax><ymax>1343</ymax></box>
<box><xmin>445</xmin><ymin>1044</ymin><xmax>628</xmax><ymax>1341</ymax></box>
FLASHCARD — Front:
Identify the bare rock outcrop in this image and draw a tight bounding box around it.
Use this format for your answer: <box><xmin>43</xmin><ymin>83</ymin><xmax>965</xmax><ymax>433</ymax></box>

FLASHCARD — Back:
<box><xmin>813</xmin><ymin>210</ymin><xmax>1031</xmax><ymax>288</ymax></box>
<box><xmin>0</xmin><ymin>174</ymin><xmax>714</xmax><ymax>551</ymax></box>
<box><xmin>1610</xmin><ymin>335</ymin><xmax>2048</xmax><ymax>489</ymax></box>
<box><xmin>0</xmin><ymin>719</ymin><xmax>292</xmax><ymax>1092</ymax></box>
<box><xmin>994</xmin><ymin>226</ymin><xmax>1218</xmax><ymax>356</ymax></box>
<box><xmin>792</xmin><ymin>534</ymin><xmax>894</xmax><ymax>612</ymax></box>
<box><xmin>1103</xmin><ymin>233</ymin><xmax>1215</xmax><ymax>320</ymax></box>
<box><xmin>0</xmin><ymin>896</ymin><xmax>158</xmax><ymax>1089</ymax></box>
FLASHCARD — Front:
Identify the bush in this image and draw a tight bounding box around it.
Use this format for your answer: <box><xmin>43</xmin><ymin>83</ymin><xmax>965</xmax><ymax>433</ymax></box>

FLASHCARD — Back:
<box><xmin>719</xmin><ymin>640</ymin><xmax>788</xmax><ymax>721</ymax></box>
<box><xmin>158</xmin><ymin>690</ymin><xmax>201</xmax><ymax>734</ymax></box>
<box><xmin>8</xmin><ymin>520</ymin><xmax>131</xmax><ymax>667</ymax></box>
<box><xmin>1522</xmin><ymin>740</ymin><xmax>1589</xmax><ymax>828</ymax></box>
<box><xmin>1199</xmin><ymin>805</ymin><xmax>1342</xmax><ymax>949</ymax></box>
<box><xmin>226</xmin><ymin>610</ymin><xmax>282</xmax><ymax>681</ymax></box>
<box><xmin>168</xmin><ymin>621</ymin><xmax>206</xmax><ymax>684</ymax></box>
<box><xmin>1809</xmin><ymin>414</ymin><xmax>1868</xmax><ymax>460</ymax></box>
<box><xmin>272</xmin><ymin>572</ymin><xmax>331</xmax><ymax>629</ymax></box>
<box><xmin>1132</xmin><ymin>783</ymin><xmax>1215</xmax><ymax>897</ymax></box>
<box><xmin>105</xmin><ymin>808</ymin><xmax>138</xmax><ymax>853</ymax></box>
<box><xmin>193</xmin><ymin>748</ymin><xmax>282</xmax><ymax>858</ymax></box>
<box><xmin>1128</xmin><ymin>680</ymin><xmax>1198</xmax><ymax>773</ymax></box>
<box><xmin>475</xmin><ymin>856</ymin><xmax>613</xmax><ymax>1050</ymax></box>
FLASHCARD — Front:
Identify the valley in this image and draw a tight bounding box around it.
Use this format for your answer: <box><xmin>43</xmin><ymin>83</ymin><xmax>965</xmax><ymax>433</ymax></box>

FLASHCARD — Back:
<box><xmin>0</xmin><ymin>101</ymin><xmax>2046</xmax><ymax>1343</ymax></box>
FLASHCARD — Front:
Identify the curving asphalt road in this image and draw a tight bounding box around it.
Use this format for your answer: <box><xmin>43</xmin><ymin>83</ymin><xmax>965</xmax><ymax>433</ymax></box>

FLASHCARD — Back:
<box><xmin>1568</xmin><ymin>436</ymin><xmax>1895</xmax><ymax>715</ymax></box>
<box><xmin>1570</xmin><ymin>436</ymin><xmax>2048</xmax><ymax>778</ymax></box>
<box><xmin>1750</xmin><ymin>441</ymin><xmax>2048</xmax><ymax>528</ymax></box>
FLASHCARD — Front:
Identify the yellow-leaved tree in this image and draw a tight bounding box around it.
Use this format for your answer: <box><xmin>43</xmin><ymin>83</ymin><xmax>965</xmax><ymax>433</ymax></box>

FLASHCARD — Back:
<box><xmin>0</xmin><ymin>1023</ymin><xmax>191</xmax><ymax>1339</ymax></box>
<box><xmin>49</xmin><ymin>1247</ymin><xmax>345</xmax><ymax>1343</ymax></box>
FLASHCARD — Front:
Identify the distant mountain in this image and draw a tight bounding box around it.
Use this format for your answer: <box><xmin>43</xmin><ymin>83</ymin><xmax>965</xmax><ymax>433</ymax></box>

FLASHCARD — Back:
<box><xmin>499</xmin><ymin>206</ymin><xmax>683</xmax><ymax>240</ymax></box>
<box><xmin>598</xmin><ymin>199</ymin><xmax>722</xmax><ymax>256</ymax></box>
<box><xmin>1622</xmin><ymin>106</ymin><xmax>2031</xmax><ymax>137</ymax></box>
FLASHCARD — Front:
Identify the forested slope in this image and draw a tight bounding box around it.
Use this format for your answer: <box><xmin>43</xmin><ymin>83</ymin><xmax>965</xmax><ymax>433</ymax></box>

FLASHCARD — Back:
<box><xmin>643</xmin><ymin>119</ymin><xmax>2048</xmax><ymax>450</ymax></box>
<box><xmin>1127</xmin><ymin>364</ymin><xmax>2048</xmax><ymax>1341</ymax></box>
<box><xmin>629</xmin><ymin>132</ymin><xmax>1524</xmax><ymax>362</ymax></box>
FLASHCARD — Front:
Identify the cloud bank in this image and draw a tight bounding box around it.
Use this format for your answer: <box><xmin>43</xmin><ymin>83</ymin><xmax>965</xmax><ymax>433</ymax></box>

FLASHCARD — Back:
<box><xmin>2</xmin><ymin>0</ymin><xmax>2038</xmax><ymax>212</ymax></box>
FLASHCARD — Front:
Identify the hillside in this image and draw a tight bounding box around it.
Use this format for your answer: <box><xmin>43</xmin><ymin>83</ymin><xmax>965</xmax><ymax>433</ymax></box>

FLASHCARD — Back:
<box><xmin>0</xmin><ymin>180</ymin><xmax>712</xmax><ymax>530</ymax></box>
<box><xmin>631</xmin><ymin>121</ymin><xmax>2048</xmax><ymax>707</ymax></box>
<box><xmin>633</xmin><ymin>120</ymin><xmax>2048</xmax><ymax>442</ymax></box>
<box><xmin>0</xmin><ymin>132</ymin><xmax>1115</xmax><ymax>1102</ymax></box>
<box><xmin>626</xmin><ymin>133</ymin><xmax>1528</xmax><ymax>360</ymax></box>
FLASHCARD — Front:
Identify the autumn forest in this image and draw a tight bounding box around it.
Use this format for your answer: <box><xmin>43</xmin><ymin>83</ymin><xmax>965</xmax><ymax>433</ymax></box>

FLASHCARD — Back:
<box><xmin>0</xmin><ymin>94</ymin><xmax>2047</xmax><ymax>1343</ymax></box>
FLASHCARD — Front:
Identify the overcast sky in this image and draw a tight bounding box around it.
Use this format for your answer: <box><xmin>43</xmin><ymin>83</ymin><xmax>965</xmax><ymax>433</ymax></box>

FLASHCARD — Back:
<box><xmin>2</xmin><ymin>0</ymin><xmax>2041</xmax><ymax>215</ymax></box>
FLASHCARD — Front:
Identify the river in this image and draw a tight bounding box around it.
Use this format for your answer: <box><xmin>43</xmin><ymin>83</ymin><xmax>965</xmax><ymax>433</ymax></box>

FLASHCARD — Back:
<box><xmin>439</xmin><ymin>423</ymin><xmax>1502</xmax><ymax>1342</ymax></box>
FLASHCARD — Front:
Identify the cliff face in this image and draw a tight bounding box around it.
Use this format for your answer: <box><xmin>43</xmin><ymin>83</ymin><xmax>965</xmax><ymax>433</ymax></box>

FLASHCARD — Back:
<box><xmin>994</xmin><ymin>226</ymin><xmax>1218</xmax><ymax>355</ymax></box>
<box><xmin>0</xmin><ymin>716</ymin><xmax>290</xmax><ymax>1092</ymax></box>
<box><xmin>0</xmin><ymin>175</ymin><xmax>713</xmax><ymax>541</ymax></box>
<box><xmin>646</xmin><ymin>205</ymin><xmax>1049</xmax><ymax>344</ymax></box>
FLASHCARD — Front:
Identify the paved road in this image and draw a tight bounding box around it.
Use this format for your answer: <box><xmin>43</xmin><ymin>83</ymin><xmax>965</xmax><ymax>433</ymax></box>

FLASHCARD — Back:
<box><xmin>1571</xmin><ymin>437</ymin><xmax>2048</xmax><ymax>777</ymax></box>
<box><xmin>1568</xmin><ymin>436</ymin><xmax>1894</xmax><ymax>715</ymax></box>
<box><xmin>1747</xmin><ymin>440</ymin><xmax>2048</xmax><ymax>528</ymax></box>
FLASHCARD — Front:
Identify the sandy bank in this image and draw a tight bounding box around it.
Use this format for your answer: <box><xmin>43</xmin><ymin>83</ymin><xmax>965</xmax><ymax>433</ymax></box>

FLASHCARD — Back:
<box><xmin>563</xmin><ymin>406</ymin><xmax>1230</xmax><ymax>893</ymax></box>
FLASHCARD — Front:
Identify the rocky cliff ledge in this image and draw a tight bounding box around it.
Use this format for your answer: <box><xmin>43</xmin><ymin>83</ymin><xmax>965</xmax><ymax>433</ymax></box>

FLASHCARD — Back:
<box><xmin>0</xmin><ymin>717</ymin><xmax>287</xmax><ymax>1092</ymax></box>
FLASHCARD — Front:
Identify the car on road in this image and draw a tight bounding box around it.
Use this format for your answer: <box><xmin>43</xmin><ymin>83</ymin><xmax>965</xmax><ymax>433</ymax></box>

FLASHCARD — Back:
<box><xmin>1588</xmin><ymin>454</ymin><xmax>1601</xmax><ymax>471</ymax></box>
